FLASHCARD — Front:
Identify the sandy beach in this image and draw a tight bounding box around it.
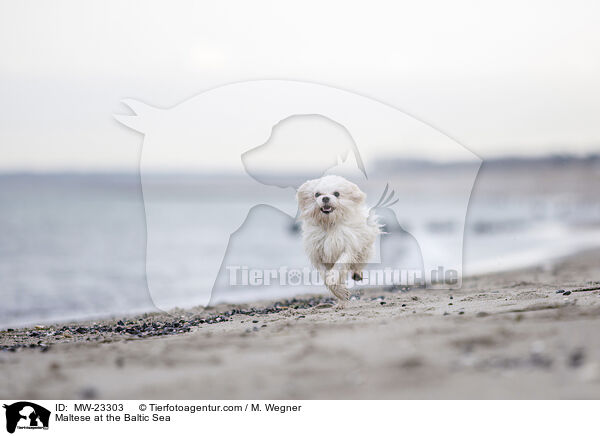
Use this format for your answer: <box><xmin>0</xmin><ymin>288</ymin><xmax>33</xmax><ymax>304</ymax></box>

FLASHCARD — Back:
<box><xmin>1</xmin><ymin>249</ymin><xmax>600</xmax><ymax>399</ymax></box>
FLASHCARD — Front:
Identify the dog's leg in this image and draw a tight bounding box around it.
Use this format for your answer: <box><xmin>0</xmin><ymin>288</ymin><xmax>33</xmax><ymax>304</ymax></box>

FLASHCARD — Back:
<box><xmin>325</xmin><ymin>252</ymin><xmax>353</xmax><ymax>303</ymax></box>
<box><xmin>325</xmin><ymin>269</ymin><xmax>346</xmax><ymax>296</ymax></box>
<box><xmin>316</xmin><ymin>265</ymin><xmax>343</xmax><ymax>301</ymax></box>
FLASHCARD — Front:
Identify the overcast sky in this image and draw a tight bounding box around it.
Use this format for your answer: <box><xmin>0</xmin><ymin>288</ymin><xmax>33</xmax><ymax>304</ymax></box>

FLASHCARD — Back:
<box><xmin>1</xmin><ymin>0</ymin><xmax>600</xmax><ymax>171</ymax></box>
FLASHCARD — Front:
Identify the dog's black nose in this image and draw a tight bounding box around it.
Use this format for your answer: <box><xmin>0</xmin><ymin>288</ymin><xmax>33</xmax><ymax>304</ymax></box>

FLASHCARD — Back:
<box><xmin>322</xmin><ymin>196</ymin><xmax>330</xmax><ymax>203</ymax></box>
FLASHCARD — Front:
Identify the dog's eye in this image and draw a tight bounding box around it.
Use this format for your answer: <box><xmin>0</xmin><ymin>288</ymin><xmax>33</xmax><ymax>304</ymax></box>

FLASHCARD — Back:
<box><xmin>315</xmin><ymin>192</ymin><xmax>321</xmax><ymax>198</ymax></box>
<box><xmin>333</xmin><ymin>191</ymin><xmax>340</xmax><ymax>197</ymax></box>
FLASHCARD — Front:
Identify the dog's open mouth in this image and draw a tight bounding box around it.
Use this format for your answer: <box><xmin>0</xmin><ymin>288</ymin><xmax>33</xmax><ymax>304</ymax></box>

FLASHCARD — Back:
<box><xmin>320</xmin><ymin>205</ymin><xmax>334</xmax><ymax>214</ymax></box>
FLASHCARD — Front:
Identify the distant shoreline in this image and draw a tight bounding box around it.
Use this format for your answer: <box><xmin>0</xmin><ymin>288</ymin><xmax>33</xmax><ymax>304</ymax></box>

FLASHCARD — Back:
<box><xmin>1</xmin><ymin>152</ymin><xmax>599</xmax><ymax>176</ymax></box>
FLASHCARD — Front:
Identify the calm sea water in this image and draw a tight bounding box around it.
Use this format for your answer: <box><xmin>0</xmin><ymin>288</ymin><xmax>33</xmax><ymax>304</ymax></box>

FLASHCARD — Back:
<box><xmin>2</xmin><ymin>161</ymin><xmax>600</xmax><ymax>328</ymax></box>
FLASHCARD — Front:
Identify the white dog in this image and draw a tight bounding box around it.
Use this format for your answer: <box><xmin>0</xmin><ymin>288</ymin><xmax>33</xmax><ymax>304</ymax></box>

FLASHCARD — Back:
<box><xmin>296</xmin><ymin>175</ymin><xmax>381</xmax><ymax>302</ymax></box>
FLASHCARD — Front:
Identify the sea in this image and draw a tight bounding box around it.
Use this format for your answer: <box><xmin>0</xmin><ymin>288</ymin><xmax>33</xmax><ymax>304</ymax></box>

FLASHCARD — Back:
<box><xmin>2</xmin><ymin>157</ymin><xmax>600</xmax><ymax>328</ymax></box>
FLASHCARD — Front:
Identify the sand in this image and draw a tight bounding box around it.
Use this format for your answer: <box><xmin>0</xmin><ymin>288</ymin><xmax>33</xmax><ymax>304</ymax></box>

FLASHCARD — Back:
<box><xmin>1</xmin><ymin>249</ymin><xmax>600</xmax><ymax>399</ymax></box>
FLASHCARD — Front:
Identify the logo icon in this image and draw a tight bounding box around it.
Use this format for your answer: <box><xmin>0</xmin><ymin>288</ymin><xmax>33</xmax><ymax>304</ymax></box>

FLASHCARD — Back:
<box><xmin>3</xmin><ymin>402</ymin><xmax>50</xmax><ymax>434</ymax></box>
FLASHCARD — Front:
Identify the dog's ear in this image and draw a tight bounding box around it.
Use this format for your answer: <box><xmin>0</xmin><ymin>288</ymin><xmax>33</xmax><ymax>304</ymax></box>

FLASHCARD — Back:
<box><xmin>296</xmin><ymin>180</ymin><xmax>316</xmax><ymax>212</ymax></box>
<box><xmin>348</xmin><ymin>183</ymin><xmax>366</xmax><ymax>205</ymax></box>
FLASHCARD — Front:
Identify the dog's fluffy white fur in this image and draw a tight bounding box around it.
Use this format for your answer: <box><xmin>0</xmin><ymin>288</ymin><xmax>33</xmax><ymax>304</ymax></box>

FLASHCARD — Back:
<box><xmin>296</xmin><ymin>175</ymin><xmax>381</xmax><ymax>302</ymax></box>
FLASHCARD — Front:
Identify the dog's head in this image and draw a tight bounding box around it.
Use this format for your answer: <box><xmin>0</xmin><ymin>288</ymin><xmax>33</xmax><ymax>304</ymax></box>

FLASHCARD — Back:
<box><xmin>297</xmin><ymin>175</ymin><xmax>366</xmax><ymax>225</ymax></box>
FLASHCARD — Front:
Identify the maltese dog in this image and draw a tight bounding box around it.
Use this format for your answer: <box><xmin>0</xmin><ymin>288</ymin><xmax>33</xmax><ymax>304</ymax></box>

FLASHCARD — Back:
<box><xmin>296</xmin><ymin>175</ymin><xmax>381</xmax><ymax>303</ymax></box>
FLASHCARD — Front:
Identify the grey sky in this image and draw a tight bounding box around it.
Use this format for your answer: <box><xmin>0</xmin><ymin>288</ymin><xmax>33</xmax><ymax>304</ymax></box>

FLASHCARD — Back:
<box><xmin>1</xmin><ymin>0</ymin><xmax>599</xmax><ymax>171</ymax></box>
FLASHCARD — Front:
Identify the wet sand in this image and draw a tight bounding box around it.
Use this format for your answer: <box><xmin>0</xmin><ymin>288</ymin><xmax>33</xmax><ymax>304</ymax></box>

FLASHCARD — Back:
<box><xmin>1</xmin><ymin>249</ymin><xmax>600</xmax><ymax>399</ymax></box>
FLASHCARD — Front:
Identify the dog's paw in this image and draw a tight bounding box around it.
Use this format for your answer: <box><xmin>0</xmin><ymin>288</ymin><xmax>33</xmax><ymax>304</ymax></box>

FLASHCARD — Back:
<box><xmin>328</xmin><ymin>283</ymin><xmax>350</xmax><ymax>301</ymax></box>
<box><xmin>352</xmin><ymin>271</ymin><xmax>363</xmax><ymax>281</ymax></box>
<box><xmin>335</xmin><ymin>300</ymin><xmax>347</xmax><ymax>310</ymax></box>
